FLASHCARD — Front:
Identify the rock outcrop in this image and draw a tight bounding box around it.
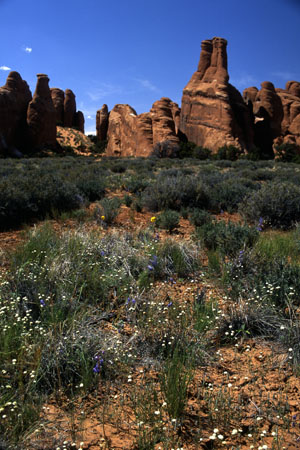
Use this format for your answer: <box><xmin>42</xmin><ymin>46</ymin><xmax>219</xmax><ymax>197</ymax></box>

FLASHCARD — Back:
<box><xmin>74</xmin><ymin>111</ymin><xmax>85</xmax><ymax>133</ymax></box>
<box><xmin>27</xmin><ymin>74</ymin><xmax>57</xmax><ymax>150</ymax></box>
<box><xmin>180</xmin><ymin>37</ymin><xmax>253</xmax><ymax>152</ymax></box>
<box><xmin>106</xmin><ymin>104</ymin><xmax>138</xmax><ymax>157</ymax></box>
<box><xmin>64</xmin><ymin>89</ymin><xmax>76</xmax><ymax>127</ymax></box>
<box><xmin>244</xmin><ymin>80</ymin><xmax>300</xmax><ymax>156</ymax></box>
<box><xmin>105</xmin><ymin>98</ymin><xmax>180</xmax><ymax>157</ymax></box>
<box><xmin>0</xmin><ymin>71</ymin><xmax>32</xmax><ymax>154</ymax></box>
<box><xmin>96</xmin><ymin>104</ymin><xmax>109</xmax><ymax>142</ymax></box>
<box><xmin>0</xmin><ymin>71</ymin><xmax>84</xmax><ymax>156</ymax></box>
<box><xmin>51</xmin><ymin>88</ymin><xmax>65</xmax><ymax>125</ymax></box>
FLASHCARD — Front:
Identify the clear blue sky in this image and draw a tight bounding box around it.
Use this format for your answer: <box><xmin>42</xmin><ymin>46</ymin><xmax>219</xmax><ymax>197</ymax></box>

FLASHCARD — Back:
<box><xmin>0</xmin><ymin>0</ymin><xmax>300</xmax><ymax>134</ymax></box>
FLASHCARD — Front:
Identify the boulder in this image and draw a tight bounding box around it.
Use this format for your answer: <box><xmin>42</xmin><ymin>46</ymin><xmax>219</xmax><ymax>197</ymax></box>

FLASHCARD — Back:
<box><xmin>180</xmin><ymin>37</ymin><xmax>253</xmax><ymax>152</ymax></box>
<box><xmin>27</xmin><ymin>74</ymin><xmax>57</xmax><ymax>150</ymax></box>
<box><xmin>64</xmin><ymin>89</ymin><xmax>76</xmax><ymax>127</ymax></box>
<box><xmin>0</xmin><ymin>71</ymin><xmax>32</xmax><ymax>152</ymax></box>
<box><xmin>96</xmin><ymin>104</ymin><xmax>109</xmax><ymax>141</ymax></box>
<box><xmin>51</xmin><ymin>88</ymin><xmax>64</xmax><ymax>125</ymax></box>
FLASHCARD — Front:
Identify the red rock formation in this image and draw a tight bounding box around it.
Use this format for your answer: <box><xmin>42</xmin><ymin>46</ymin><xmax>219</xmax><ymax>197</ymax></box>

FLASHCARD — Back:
<box><xmin>286</xmin><ymin>81</ymin><xmax>300</xmax><ymax>98</ymax></box>
<box><xmin>74</xmin><ymin>111</ymin><xmax>85</xmax><ymax>133</ymax></box>
<box><xmin>105</xmin><ymin>98</ymin><xmax>180</xmax><ymax>157</ymax></box>
<box><xmin>51</xmin><ymin>88</ymin><xmax>64</xmax><ymax>125</ymax></box>
<box><xmin>135</xmin><ymin>113</ymin><xmax>153</xmax><ymax>156</ymax></box>
<box><xmin>243</xmin><ymin>87</ymin><xmax>259</xmax><ymax>106</ymax></box>
<box><xmin>27</xmin><ymin>74</ymin><xmax>57</xmax><ymax>150</ymax></box>
<box><xmin>252</xmin><ymin>82</ymin><xmax>283</xmax><ymax>138</ymax></box>
<box><xmin>180</xmin><ymin>37</ymin><xmax>253</xmax><ymax>152</ymax></box>
<box><xmin>151</xmin><ymin>98</ymin><xmax>180</xmax><ymax>148</ymax></box>
<box><xmin>0</xmin><ymin>71</ymin><xmax>32</xmax><ymax>153</ymax></box>
<box><xmin>64</xmin><ymin>89</ymin><xmax>76</xmax><ymax>127</ymax></box>
<box><xmin>96</xmin><ymin>104</ymin><xmax>109</xmax><ymax>141</ymax></box>
<box><xmin>106</xmin><ymin>104</ymin><xmax>138</xmax><ymax>157</ymax></box>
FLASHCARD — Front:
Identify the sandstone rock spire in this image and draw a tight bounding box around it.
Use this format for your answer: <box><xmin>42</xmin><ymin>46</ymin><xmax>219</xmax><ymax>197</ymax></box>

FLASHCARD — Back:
<box><xmin>0</xmin><ymin>71</ymin><xmax>32</xmax><ymax>154</ymax></box>
<box><xmin>180</xmin><ymin>37</ymin><xmax>253</xmax><ymax>152</ymax></box>
<box><xmin>27</xmin><ymin>74</ymin><xmax>57</xmax><ymax>150</ymax></box>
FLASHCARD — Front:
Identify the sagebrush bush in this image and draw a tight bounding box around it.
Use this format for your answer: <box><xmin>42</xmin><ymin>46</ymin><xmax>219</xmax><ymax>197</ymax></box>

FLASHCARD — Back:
<box><xmin>141</xmin><ymin>173</ymin><xmax>209</xmax><ymax>212</ymax></box>
<box><xmin>216</xmin><ymin>145</ymin><xmax>243</xmax><ymax>161</ymax></box>
<box><xmin>240</xmin><ymin>182</ymin><xmax>300</xmax><ymax>229</ymax></box>
<box><xmin>94</xmin><ymin>197</ymin><xmax>122</xmax><ymax>225</ymax></box>
<box><xmin>156</xmin><ymin>210</ymin><xmax>180</xmax><ymax>232</ymax></box>
<box><xmin>189</xmin><ymin>208</ymin><xmax>212</xmax><ymax>227</ymax></box>
<box><xmin>274</xmin><ymin>143</ymin><xmax>300</xmax><ymax>163</ymax></box>
<box><xmin>0</xmin><ymin>175</ymin><xmax>83</xmax><ymax>230</ymax></box>
<box><xmin>196</xmin><ymin>220</ymin><xmax>259</xmax><ymax>257</ymax></box>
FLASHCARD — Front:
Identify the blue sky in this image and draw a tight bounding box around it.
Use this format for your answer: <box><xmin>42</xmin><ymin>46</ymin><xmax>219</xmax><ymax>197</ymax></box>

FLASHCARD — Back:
<box><xmin>0</xmin><ymin>0</ymin><xmax>300</xmax><ymax>134</ymax></box>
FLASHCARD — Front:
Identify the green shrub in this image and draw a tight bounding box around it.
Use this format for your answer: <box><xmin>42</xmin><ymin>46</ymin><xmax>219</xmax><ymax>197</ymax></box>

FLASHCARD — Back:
<box><xmin>156</xmin><ymin>210</ymin><xmax>180</xmax><ymax>232</ymax></box>
<box><xmin>216</xmin><ymin>145</ymin><xmax>242</xmax><ymax>161</ymax></box>
<box><xmin>196</xmin><ymin>220</ymin><xmax>259</xmax><ymax>257</ymax></box>
<box><xmin>141</xmin><ymin>174</ymin><xmax>209</xmax><ymax>212</ymax></box>
<box><xmin>123</xmin><ymin>194</ymin><xmax>133</xmax><ymax>207</ymax></box>
<box><xmin>94</xmin><ymin>197</ymin><xmax>122</xmax><ymax>225</ymax></box>
<box><xmin>209</xmin><ymin>178</ymin><xmax>259</xmax><ymax>213</ymax></box>
<box><xmin>76</xmin><ymin>177</ymin><xmax>106</xmax><ymax>201</ymax></box>
<box><xmin>157</xmin><ymin>239</ymin><xmax>199</xmax><ymax>278</ymax></box>
<box><xmin>240</xmin><ymin>182</ymin><xmax>300</xmax><ymax>229</ymax></box>
<box><xmin>192</xmin><ymin>146</ymin><xmax>212</xmax><ymax>160</ymax></box>
<box><xmin>224</xmin><ymin>250</ymin><xmax>300</xmax><ymax>308</ymax></box>
<box><xmin>274</xmin><ymin>143</ymin><xmax>300</xmax><ymax>163</ymax></box>
<box><xmin>189</xmin><ymin>208</ymin><xmax>212</xmax><ymax>227</ymax></box>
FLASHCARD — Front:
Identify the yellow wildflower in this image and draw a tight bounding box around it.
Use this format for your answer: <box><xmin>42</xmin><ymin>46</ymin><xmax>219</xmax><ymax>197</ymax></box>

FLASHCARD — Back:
<box><xmin>101</xmin><ymin>215</ymin><xmax>105</xmax><ymax>221</ymax></box>
<box><xmin>150</xmin><ymin>216</ymin><xmax>156</xmax><ymax>222</ymax></box>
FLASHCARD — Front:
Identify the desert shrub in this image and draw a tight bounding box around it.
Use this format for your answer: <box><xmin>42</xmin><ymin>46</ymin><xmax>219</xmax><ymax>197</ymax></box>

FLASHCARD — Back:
<box><xmin>152</xmin><ymin>140</ymin><xmax>180</xmax><ymax>158</ymax></box>
<box><xmin>177</xmin><ymin>141</ymin><xmax>211</xmax><ymax>160</ymax></box>
<box><xmin>240</xmin><ymin>182</ymin><xmax>300</xmax><ymax>229</ymax></box>
<box><xmin>224</xmin><ymin>250</ymin><xmax>300</xmax><ymax>308</ymax></box>
<box><xmin>156</xmin><ymin>210</ymin><xmax>180</xmax><ymax>232</ymax></box>
<box><xmin>274</xmin><ymin>143</ymin><xmax>300</xmax><ymax>163</ymax></box>
<box><xmin>209</xmin><ymin>178</ymin><xmax>258</xmax><ymax>213</ymax></box>
<box><xmin>110</xmin><ymin>162</ymin><xmax>127</xmax><ymax>173</ymax></box>
<box><xmin>193</xmin><ymin>146</ymin><xmax>212</xmax><ymax>160</ymax></box>
<box><xmin>132</xmin><ymin>195</ymin><xmax>143</xmax><ymax>212</ymax></box>
<box><xmin>215</xmin><ymin>300</ymin><xmax>284</xmax><ymax>344</ymax></box>
<box><xmin>94</xmin><ymin>197</ymin><xmax>122</xmax><ymax>225</ymax></box>
<box><xmin>123</xmin><ymin>175</ymin><xmax>150</xmax><ymax>193</ymax></box>
<box><xmin>0</xmin><ymin>175</ymin><xmax>83</xmax><ymax>230</ymax></box>
<box><xmin>216</xmin><ymin>145</ymin><xmax>242</xmax><ymax>161</ymax></box>
<box><xmin>177</xmin><ymin>141</ymin><xmax>197</xmax><ymax>158</ymax></box>
<box><xmin>141</xmin><ymin>174</ymin><xmax>209</xmax><ymax>212</ymax></box>
<box><xmin>157</xmin><ymin>239</ymin><xmax>199</xmax><ymax>278</ymax></box>
<box><xmin>123</xmin><ymin>194</ymin><xmax>133</xmax><ymax>207</ymax></box>
<box><xmin>189</xmin><ymin>208</ymin><xmax>212</xmax><ymax>227</ymax></box>
<box><xmin>196</xmin><ymin>220</ymin><xmax>259</xmax><ymax>257</ymax></box>
<box><xmin>75</xmin><ymin>177</ymin><xmax>106</xmax><ymax>201</ymax></box>
<box><xmin>90</xmin><ymin>139</ymin><xmax>107</xmax><ymax>154</ymax></box>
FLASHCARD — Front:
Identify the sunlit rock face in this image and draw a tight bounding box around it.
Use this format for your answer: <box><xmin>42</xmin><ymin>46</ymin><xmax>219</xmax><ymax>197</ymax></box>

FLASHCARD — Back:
<box><xmin>180</xmin><ymin>37</ymin><xmax>253</xmax><ymax>153</ymax></box>
<box><xmin>105</xmin><ymin>98</ymin><xmax>180</xmax><ymax>157</ymax></box>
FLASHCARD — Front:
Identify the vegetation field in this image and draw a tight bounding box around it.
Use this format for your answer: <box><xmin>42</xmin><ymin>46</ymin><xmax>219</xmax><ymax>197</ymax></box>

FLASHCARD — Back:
<box><xmin>1</xmin><ymin>156</ymin><xmax>300</xmax><ymax>449</ymax></box>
